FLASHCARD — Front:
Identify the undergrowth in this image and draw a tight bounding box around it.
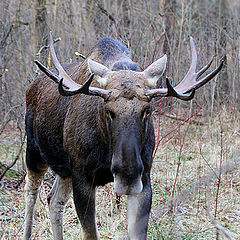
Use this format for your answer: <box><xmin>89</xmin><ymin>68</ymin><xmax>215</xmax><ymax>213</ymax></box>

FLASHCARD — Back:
<box><xmin>0</xmin><ymin>104</ymin><xmax>240</xmax><ymax>239</ymax></box>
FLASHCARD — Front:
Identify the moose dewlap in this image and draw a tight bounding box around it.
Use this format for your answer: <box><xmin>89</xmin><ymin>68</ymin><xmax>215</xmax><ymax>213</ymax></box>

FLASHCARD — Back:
<box><xmin>23</xmin><ymin>32</ymin><xmax>223</xmax><ymax>240</ymax></box>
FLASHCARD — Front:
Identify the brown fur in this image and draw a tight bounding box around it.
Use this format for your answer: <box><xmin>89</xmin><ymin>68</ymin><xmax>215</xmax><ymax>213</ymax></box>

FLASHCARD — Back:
<box><xmin>24</xmin><ymin>37</ymin><xmax>158</xmax><ymax>240</ymax></box>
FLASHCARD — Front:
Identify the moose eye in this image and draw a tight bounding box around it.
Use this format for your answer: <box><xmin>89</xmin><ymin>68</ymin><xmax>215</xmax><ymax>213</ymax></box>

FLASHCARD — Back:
<box><xmin>105</xmin><ymin>109</ymin><xmax>115</xmax><ymax>121</ymax></box>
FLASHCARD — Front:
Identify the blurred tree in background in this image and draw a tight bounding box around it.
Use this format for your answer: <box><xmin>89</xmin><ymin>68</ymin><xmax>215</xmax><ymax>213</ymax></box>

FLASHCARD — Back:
<box><xmin>0</xmin><ymin>0</ymin><xmax>239</xmax><ymax>125</ymax></box>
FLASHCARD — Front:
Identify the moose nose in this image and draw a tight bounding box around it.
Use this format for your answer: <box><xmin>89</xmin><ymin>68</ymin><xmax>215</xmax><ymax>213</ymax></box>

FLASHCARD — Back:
<box><xmin>113</xmin><ymin>174</ymin><xmax>143</xmax><ymax>196</ymax></box>
<box><xmin>111</xmin><ymin>163</ymin><xmax>144</xmax><ymax>195</ymax></box>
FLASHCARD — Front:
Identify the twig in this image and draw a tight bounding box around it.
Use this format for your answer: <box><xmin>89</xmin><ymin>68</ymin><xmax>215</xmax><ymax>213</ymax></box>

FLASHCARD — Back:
<box><xmin>0</xmin><ymin>117</ymin><xmax>11</xmax><ymax>136</ymax></box>
<box><xmin>75</xmin><ymin>51</ymin><xmax>86</xmax><ymax>59</ymax></box>
<box><xmin>205</xmin><ymin>206</ymin><xmax>235</xmax><ymax>240</ymax></box>
<box><xmin>1</xmin><ymin>201</ymin><xmax>24</xmax><ymax>219</ymax></box>
<box><xmin>0</xmin><ymin>24</ymin><xmax>13</xmax><ymax>50</ymax></box>
<box><xmin>153</xmin><ymin>109</ymin><xmax>202</xmax><ymax>159</ymax></box>
<box><xmin>215</xmin><ymin>123</ymin><xmax>224</xmax><ymax>217</ymax></box>
<box><xmin>199</xmin><ymin>146</ymin><xmax>218</xmax><ymax>178</ymax></box>
<box><xmin>164</xmin><ymin>114</ymin><xmax>206</xmax><ymax>126</ymax></box>
<box><xmin>0</xmin><ymin>133</ymin><xmax>26</xmax><ymax>181</ymax></box>
<box><xmin>151</xmin><ymin>150</ymin><xmax>240</xmax><ymax>221</ymax></box>
<box><xmin>0</xmin><ymin>68</ymin><xmax>8</xmax><ymax>78</ymax></box>
<box><xmin>171</xmin><ymin>124</ymin><xmax>189</xmax><ymax>200</ymax></box>
<box><xmin>97</xmin><ymin>3</ymin><xmax>116</xmax><ymax>23</ymax></box>
<box><xmin>36</xmin><ymin>37</ymin><xmax>61</xmax><ymax>59</ymax></box>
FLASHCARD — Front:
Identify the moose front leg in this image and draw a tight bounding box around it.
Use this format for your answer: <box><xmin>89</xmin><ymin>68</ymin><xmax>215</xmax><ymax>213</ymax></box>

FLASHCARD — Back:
<box><xmin>48</xmin><ymin>175</ymin><xmax>72</xmax><ymax>240</ymax></box>
<box><xmin>23</xmin><ymin>168</ymin><xmax>47</xmax><ymax>240</ymax></box>
<box><xmin>127</xmin><ymin>174</ymin><xmax>152</xmax><ymax>240</ymax></box>
<box><xmin>72</xmin><ymin>171</ymin><xmax>99</xmax><ymax>240</ymax></box>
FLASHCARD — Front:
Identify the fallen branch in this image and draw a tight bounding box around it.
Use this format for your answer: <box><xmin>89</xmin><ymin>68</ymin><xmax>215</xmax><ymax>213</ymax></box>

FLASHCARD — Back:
<box><xmin>1</xmin><ymin>201</ymin><xmax>24</xmax><ymax>219</ymax></box>
<box><xmin>151</xmin><ymin>150</ymin><xmax>240</xmax><ymax>221</ymax></box>
<box><xmin>164</xmin><ymin>114</ymin><xmax>206</xmax><ymax>126</ymax></box>
<box><xmin>205</xmin><ymin>206</ymin><xmax>235</xmax><ymax>240</ymax></box>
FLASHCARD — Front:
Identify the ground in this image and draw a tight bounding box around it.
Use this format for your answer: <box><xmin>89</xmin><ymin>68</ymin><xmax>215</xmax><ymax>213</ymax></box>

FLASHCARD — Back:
<box><xmin>0</xmin><ymin>103</ymin><xmax>240</xmax><ymax>239</ymax></box>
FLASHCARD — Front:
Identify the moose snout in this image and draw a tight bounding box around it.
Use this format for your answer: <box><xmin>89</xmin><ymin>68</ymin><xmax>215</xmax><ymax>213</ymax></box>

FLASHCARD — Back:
<box><xmin>111</xmin><ymin>163</ymin><xmax>144</xmax><ymax>195</ymax></box>
<box><xmin>111</xmin><ymin>134</ymin><xmax>144</xmax><ymax>195</ymax></box>
<box><xmin>113</xmin><ymin>174</ymin><xmax>143</xmax><ymax>195</ymax></box>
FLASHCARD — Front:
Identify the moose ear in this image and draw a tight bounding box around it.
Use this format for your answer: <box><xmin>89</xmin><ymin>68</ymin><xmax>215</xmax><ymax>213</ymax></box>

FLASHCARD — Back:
<box><xmin>88</xmin><ymin>59</ymin><xmax>111</xmax><ymax>87</ymax></box>
<box><xmin>143</xmin><ymin>54</ymin><xmax>167</xmax><ymax>87</ymax></box>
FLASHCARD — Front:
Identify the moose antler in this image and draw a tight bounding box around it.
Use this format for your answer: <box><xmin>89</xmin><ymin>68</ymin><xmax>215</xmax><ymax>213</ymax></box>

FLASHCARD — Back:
<box><xmin>145</xmin><ymin>37</ymin><xmax>224</xmax><ymax>101</ymax></box>
<box><xmin>35</xmin><ymin>32</ymin><xmax>111</xmax><ymax>100</ymax></box>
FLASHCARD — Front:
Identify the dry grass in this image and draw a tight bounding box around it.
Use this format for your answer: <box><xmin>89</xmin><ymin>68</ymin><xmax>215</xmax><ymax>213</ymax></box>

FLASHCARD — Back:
<box><xmin>0</xmin><ymin>104</ymin><xmax>240</xmax><ymax>240</ymax></box>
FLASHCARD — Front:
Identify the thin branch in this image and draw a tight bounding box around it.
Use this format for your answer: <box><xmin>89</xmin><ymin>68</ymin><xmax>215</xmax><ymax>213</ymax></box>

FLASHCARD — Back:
<box><xmin>97</xmin><ymin>3</ymin><xmax>116</xmax><ymax>23</ymax></box>
<box><xmin>0</xmin><ymin>104</ymin><xmax>22</xmax><ymax>136</ymax></box>
<box><xmin>0</xmin><ymin>117</ymin><xmax>11</xmax><ymax>136</ymax></box>
<box><xmin>205</xmin><ymin>206</ymin><xmax>235</xmax><ymax>240</ymax></box>
<box><xmin>1</xmin><ymin>201</ymin><xmax>24</xmax><ymax>219</ymax></box>
<box><xmin>0</xmin><ymin>133</ymin><xmax>26</xmax><ymax>181</ymax></box>
<box><xmin>75</xmin><ymin>51</ymin><xmax>86</xmax><ymax>59</ymax></box>
<box><xmin>36</xmin><ymin>37</ymin><xmax>61</xmax><ymax>59</ymax></box>
<box><xmin>0</xmin><ymin>24</ymin><xmax>13</xmax><ymax>50</ymax></box>
<box><xmin>0</xmin><ymin>68</ymin><xmax>8</xmax><ymax>78</ymax></box>
<box><xmin>164</xmin><ymin>114</ymin><xmax>206</xmax><ymax>126</ymax></box>
<box><xmin>151</xmin><ymin>151</ymin><xmax>240</xmax><ymax>221</ymax></box>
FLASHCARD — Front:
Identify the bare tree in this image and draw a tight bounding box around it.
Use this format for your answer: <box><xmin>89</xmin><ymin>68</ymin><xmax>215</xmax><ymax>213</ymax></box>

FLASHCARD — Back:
<box><xmin>216</xmin><ymin>0</ymin><xmax>228</xmax><ymax>100</ymax></box>
<box><xmin>162</xmin><ymin>0</ymin><xmax>176</xmax><ymax>77</ymax></box>
<box><xmin>34</xmin><ymin>0</ymin><xmax>48</xmax><ymax>63</ymax></box>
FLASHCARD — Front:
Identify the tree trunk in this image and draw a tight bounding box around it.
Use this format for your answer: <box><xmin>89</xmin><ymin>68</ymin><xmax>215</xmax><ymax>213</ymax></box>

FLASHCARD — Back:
<box><xmin>0</xmin><ymin>0</ymin><xmax>11</xmax><ymax>120</ymax></box>
<box><xmin>217</xmin><ymin>0</ymin><xmax>228</xmax><ymax>101</ymax></box>
<box><xmin>35</xmin><ymin>0</ymin><xmax>48</xmax><ymax>63</ymax></box>
<box><xmin>162</xmin><ymin>0</ymin><xmax>176</xmax><ymax>77</ymax></box>
<box><xmin>122</xmin><ymin>0</ymin><xmax>130</xmax><ymax>39</ymax></box>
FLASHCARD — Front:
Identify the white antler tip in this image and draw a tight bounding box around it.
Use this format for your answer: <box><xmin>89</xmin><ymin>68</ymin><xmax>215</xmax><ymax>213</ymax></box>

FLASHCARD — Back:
<box><xmin>189</xmin><ymin>37</ymin><xmax>195</xmax><ymax>47</ymax></box>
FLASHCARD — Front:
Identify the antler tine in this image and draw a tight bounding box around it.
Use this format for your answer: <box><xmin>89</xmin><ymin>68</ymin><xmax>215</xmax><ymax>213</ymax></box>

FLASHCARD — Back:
<box><xmin>35</xmin><ymin>32</ymin><xmax>111</xmax><ymax>100</ymax></box>
<box><xmin>35</xmin><ymin>60</ymin><xmax>61</xmax><ymax>85</ymax></box>
<box><xmin>145</xmin><ymin>37</ymin><xmax>224</xmax><ymax>101</ymax></box>
<box><xmin>58</xmin><ymin>74</ymin><xmax>94</xmax><ymax>96</ymax></box>
<box><xmin>49</xmin><ymin>31</ymin><xmax>80</xmax><ymax>90</ymax></box>
<box><xmin>189</xmin><ymin>37</ymin><xmax>198</xmax><ymax>73</ymax></box>
<box><xmin>58</xmin><ymin>74</ymin><xmax>111</xmax><ymax>100</ymax></box>
<box><xmin>189</xmin><ymin>58</ymin><xmax>224</xmax><ymax>91</ymax></box>
<box><xmin>196</xmin><ymin>56</ymin><xmax>214</xmax><ymax>79</ymax></box>
<box><xmin>174</xmin><ymin>38</ymin><xmax>221</xmax><ymax>94</ymax></box>
<box><xmin>35</xmin><ymin>58</ymin><xmax>97</xmax><ymax>95</ymax></box>
<box><xmin>173</xmin><ymin>37</ymin><xmax>198</xmax><ymax>92</ymax></box>
<box><xmin>166</xmin><ymin>77</ymin><xmax>195</xmax><ymax>100</ymax></box>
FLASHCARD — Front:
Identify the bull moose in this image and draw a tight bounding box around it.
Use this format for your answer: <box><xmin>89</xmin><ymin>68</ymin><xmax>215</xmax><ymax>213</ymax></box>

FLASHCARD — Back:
<box><xmin>23</xmin><ymin>32</ymin><xmax>223</xmax><ymax>240</ymax></box>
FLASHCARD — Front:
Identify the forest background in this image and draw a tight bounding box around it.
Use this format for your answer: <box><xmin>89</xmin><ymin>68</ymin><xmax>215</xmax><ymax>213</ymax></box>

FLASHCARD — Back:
<box><xmin>0</xmin><ymin>0</ymin><xmax>240</xmax><ymax>239</ymax></box>
<box><xmin>0</xmin><ymin>0</ymin><xmax>239</xmax><ymax>124</ymax></box>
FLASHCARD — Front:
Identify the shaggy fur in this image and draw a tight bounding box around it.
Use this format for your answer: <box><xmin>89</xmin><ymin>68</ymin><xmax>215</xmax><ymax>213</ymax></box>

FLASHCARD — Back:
<box><xmin>24</xmin><ymin>38</ymin><xmax>156</xmax><ymax>240</ymax></box>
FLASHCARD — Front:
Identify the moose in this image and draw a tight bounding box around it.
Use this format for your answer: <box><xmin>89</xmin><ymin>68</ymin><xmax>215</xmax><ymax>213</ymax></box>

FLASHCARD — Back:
<box><xmin>23</xmin><ymin>32</ymin><xmax>223</xmax><ymax>240</ymax></box>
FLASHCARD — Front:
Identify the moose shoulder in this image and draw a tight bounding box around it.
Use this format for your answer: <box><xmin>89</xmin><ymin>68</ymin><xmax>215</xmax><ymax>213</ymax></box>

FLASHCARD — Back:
<box><xmin>23</xmin><ymin>32</ymin><xmax>224</xmax><ymax>240</ymax></box>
